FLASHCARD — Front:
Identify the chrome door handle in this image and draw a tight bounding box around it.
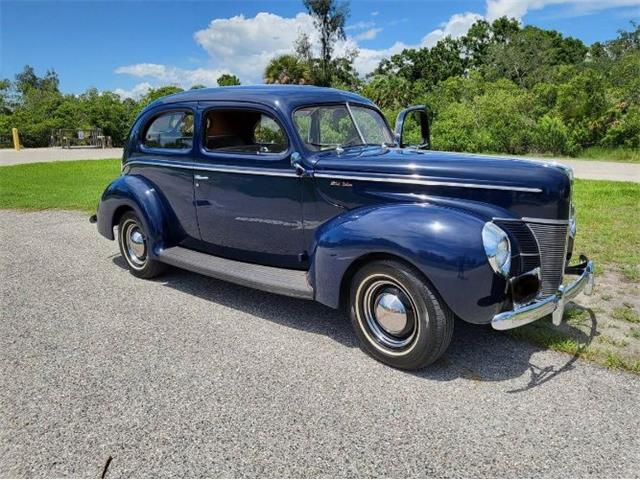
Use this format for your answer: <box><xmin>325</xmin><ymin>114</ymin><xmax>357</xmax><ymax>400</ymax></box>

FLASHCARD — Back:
<box><xmin>194</xmin><ymin>175</ymin><xmax>209</xmax><ymax>180</ymax></box>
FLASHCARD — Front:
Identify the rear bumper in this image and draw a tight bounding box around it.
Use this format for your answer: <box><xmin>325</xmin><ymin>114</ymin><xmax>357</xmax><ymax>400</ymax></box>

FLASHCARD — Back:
<box><xmin>491</xmin><ymin>255</ymin><xmax>594</xmax><ymax>331</ymax></box>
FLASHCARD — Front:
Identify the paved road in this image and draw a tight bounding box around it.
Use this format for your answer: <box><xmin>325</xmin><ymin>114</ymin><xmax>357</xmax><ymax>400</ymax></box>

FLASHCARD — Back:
<box><xmin>541</xmin><ymin>158</ymin><xmax>640</xmax><ymax>182</ymax></box>
<box><xmin>0</xmin><ymin>147</ymin><xmax>122</xmax><ymax>165</ymax></box>
<box><xmin>2</xmin><ymin>147</ymin><xmax>639</xmax><ymax>182</ymax></box>
<box><xmin>1</xmin><ymin>210</ymin><xmax>639</xmax><ymax>478</ymax></box>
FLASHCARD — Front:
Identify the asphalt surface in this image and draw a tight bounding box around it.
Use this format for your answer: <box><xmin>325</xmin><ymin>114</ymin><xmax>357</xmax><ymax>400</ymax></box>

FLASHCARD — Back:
<box><xmin>0</xmin><ymin>147</ymin><xmax>122</xmax><ymax>165</ymax></box>
<box><xmin>2</xmin><ymin>147</ymin><xmax>639</xmax><ymax>182</ymax></box>
<box><xmin>1</xmin><ymin>210</ymin><xmax>639</xmax><ymax>478</ymax></box>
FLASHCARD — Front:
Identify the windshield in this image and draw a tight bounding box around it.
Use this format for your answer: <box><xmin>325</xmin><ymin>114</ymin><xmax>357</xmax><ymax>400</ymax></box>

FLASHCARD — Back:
<box><xmin>293</xmin><ymin>104</ymin><xmax>394</xmax><ymax>151</ymax></box>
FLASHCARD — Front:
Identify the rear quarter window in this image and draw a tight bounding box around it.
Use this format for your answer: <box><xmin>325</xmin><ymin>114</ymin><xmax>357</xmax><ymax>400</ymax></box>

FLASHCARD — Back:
<box><xmin>143</xmin><ymin>111</ymin><xmax>193</xmax><ymax>150</ymax></box>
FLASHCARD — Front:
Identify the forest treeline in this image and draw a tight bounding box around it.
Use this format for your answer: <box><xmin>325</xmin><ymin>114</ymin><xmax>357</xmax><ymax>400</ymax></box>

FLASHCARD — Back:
<box><xmin>1</xmin><ymin>7</ymin><xmax>638</xmax><ymax>157</ymax></box>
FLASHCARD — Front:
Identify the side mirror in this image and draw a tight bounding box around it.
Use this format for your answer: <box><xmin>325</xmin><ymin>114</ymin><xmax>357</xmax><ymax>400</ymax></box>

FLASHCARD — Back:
<box><xmin>291</xmin><ymin>151</ymin><xmax>306</xmax><ymax>175</ymax></box>
<box><xmin>395</xmin><ymin>105</ymin><xmax>430</xmax><ymax>149</ymax></box>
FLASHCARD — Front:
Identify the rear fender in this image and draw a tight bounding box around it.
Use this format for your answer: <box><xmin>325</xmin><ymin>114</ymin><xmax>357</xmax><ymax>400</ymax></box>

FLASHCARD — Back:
<box><xmin>96</xmin><ymin>175</ymin><xmax>174</xmax><ymax>257</ymax></box>
<box><xmin>310</xmin><ymin>203</ymin><xmax>506</xmax><ymax>323</ymax></box>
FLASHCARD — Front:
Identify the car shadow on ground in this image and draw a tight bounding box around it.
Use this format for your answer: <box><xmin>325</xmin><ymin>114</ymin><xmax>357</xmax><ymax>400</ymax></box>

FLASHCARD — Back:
<box><xmin>112</xmin><ymin>256</ymin><xmax>598</xmax><ymax>392</ymax></box>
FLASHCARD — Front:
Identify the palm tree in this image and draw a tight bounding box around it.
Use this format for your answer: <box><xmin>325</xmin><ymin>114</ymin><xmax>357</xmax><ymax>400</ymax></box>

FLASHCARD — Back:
<box><xmin>264</xmin><ymin>55</ymin><xmax>312</xmax><ymax>85</ymax></box>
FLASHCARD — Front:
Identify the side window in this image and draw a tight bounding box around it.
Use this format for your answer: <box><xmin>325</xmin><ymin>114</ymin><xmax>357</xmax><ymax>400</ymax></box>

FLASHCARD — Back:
<box><xmin>293</xmin><ymin>106</ymin><xmax>359</xmax><ymax>151</ymax></box>
<box><xmin>204</xmin><ymin>109</ymin><xmax>288</xmax><ymax>154</ymax></box>
<box><xmin>143</xmin><ymin>111</ymin><xmax>193</xmax><ymax>150</ymax></box>
<box><xmin>400</xmin><ymin>111</ymin><xmax>424</xmax><ymax>146</ymax></box>
<box><xmin>350</xmin><ymin>106</ymin><xmax>393</xmax><ymax>145</ymax></box>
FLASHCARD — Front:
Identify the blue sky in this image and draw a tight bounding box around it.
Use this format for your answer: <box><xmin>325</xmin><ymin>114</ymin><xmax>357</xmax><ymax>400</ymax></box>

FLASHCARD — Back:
<box><xmin>1</xmin><ymin>0</ymin><xmax>639</xmax><ymax>97</ymax></box>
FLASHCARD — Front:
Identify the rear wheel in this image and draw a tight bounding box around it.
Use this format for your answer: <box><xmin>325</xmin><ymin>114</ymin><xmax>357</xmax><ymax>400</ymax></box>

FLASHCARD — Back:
<box><xmin>117</xmin><ymin>212</ymin><xmax>166</xmax><ymax>279</ymax></box>
<box><xmin>349</xmin><ymin>260</ymin><xmax>453</xmax><ymax>370</ymax></box>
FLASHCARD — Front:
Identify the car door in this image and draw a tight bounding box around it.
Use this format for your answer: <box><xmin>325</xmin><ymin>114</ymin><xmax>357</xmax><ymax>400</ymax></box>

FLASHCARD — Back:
<box><xmin>126</xmin><ymin>104</ymin><xmax>200</xmax><ymax>243</ymax></box>
<box><xmin>193</xmin><ymin>103</ymin><xmax>305</xmax><ymax>269</ymax></box>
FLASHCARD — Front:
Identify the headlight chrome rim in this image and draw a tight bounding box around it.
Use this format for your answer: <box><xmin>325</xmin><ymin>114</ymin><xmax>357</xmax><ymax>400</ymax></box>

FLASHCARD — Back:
<box><xmin>482</xmin><ymin>222</ymin><xmax>511</xmax><ymax>277</ymax></box>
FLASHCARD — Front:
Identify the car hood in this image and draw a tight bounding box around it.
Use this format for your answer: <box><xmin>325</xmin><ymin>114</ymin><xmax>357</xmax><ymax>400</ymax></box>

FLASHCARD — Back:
<box><xmin>310</xmin><ymin>147</ymin><xmax>573</xmax><ymax>220</ymax></box>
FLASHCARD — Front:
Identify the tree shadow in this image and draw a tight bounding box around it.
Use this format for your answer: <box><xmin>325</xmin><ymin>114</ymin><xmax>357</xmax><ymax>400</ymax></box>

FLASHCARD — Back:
<box><xmin>112</xmin><ymin>256</ymin><xmax>599</xmax><ymax>391</ymax></box>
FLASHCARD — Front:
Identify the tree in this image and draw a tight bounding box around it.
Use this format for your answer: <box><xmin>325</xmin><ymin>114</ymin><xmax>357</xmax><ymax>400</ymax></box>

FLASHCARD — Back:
<box><xmin>264</xmin><ymin>54</ymin><xmax>312</xmax><ymax>84</ymax></box>
<box><xmin>375</xmin><ymin>17</ymin><xmax>520</xmax><ymax>85</ymax></box>
<box><xmin>190</xmin><ymin>84</ymin><xmax>207</xmax><ymax>90</ymax></box>
<box><xmin>361</xmin><ymin>74</ymin><xmax>415</xmax><ymax>110</ymax></box>
<box><xmin>138</xmin><ymin>86</ymin><xmax>184</xmax><ymax>109</ymax></box>
<box><xmin>294</xmin><ymin>32</ymin><xmax>314</xmax><ymax>62</ymax></box>
<box><xmin>0</xmin><ymin>78</ymin><xmax>12</xmax><ymax>114</ymax></box>
<box><xmin>303</xmin><ymin>0</ymin><xmax>349</xmax><ymax>86</ymax></box>
<box><xmin>483</xmin><ymin>26</ymin><xmax>587</xmax><ymax>87</ymax></box>
<box><xmin>14</xmin><ymin>65</ymin><xmax>59</xmax><ymax>95</ymax></box>
<box><xmin>217</xmin><ymin>74</ymin><xmax>241</xmax><ymax>87</ymax></box>
<box><xmin>374</xmin><ymin>38</ymin><xmax>464</xmax><ymax>89</ymax></box>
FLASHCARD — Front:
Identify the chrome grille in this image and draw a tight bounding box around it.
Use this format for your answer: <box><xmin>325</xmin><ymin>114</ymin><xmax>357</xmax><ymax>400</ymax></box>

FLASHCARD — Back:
<box><xmin>526</xmin><ymin>221</ymin><xmax>569</xmax><ymax>296</ymax></box>
<box><xmin>493</xmin><ymin>219</ymin><xmax>540</xmax><ymax>277</ymax></box>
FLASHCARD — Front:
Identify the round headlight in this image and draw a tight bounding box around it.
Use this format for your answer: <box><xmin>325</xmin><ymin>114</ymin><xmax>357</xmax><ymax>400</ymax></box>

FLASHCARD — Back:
<box><xmin>482</xmin><ymin>222</ymin><xmax>511</xmax><ymax>277</ymax></box>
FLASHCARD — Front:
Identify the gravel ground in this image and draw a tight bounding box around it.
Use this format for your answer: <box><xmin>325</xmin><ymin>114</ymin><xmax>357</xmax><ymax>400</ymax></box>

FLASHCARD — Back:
<box><xmin>2</xmin><ymin>148</ymin><xmax>639</xmax><ymax>182</ymax></box>
<box><xmin>1</xmin><ymin>210</ymin><xmax>639</xmax><ymax>478</ymax></box>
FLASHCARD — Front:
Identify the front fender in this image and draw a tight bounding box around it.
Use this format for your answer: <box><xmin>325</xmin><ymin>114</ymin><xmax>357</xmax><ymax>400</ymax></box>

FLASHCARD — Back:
<box><xmin>96</xmin><ymin>175</ymin><xmax>174</xmax><ymax>257</ymax></box>
<box><xmin>310</xmin><ymin>203</ymin><xmax>507</xmax><ymax>323</ymax></box>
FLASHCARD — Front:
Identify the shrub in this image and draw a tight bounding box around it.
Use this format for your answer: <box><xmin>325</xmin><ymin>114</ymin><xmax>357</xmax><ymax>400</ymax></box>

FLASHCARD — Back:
<box><xmin>602</xmin><ymin>105</ymin><xmax>640</xmax><ymax>148</ymax></box>
<box><xmin>531</xmin><ymin>114</ymin><xmax>575</xmax><ymax>155</ymax></box>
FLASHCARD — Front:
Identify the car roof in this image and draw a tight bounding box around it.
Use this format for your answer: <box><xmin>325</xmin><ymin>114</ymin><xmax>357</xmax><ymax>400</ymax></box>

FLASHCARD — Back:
<box><xmin>146</xmin><ymin>85</ymin><xmax>377</xmax><ymax>114</ymax></box>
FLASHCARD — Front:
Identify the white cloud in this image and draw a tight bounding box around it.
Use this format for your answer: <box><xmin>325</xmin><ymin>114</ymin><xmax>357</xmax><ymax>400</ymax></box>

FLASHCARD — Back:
<box><xmin>346</xmin><ymin>20</ymin><xmax>376</xmax><ymax>31</ymax></box>
<box><xmin>114</xmin><ymin>0</ymin><xmax>639</xmax><ymax>89</ymax></box>
<box><xmin>353</xmin><ymin>27</ymin><xmax>383</xmax><ymax>41</ymax></box>
<box><xmin>354</xmin><ymin>41</ymin><xmax>409</xmax><ymax>74</ymax></box>
<box><xmin>114</xmin><ymin>63</ymin><xmax>228</xmax><ymax>87</ymax></box>
<box><xmin>114</xmin><ymin>82</ymin><xmax>152</xmax><ymax>100</ymax></box>
<box><xmin>371</xmin><ymin>11</ymin><xmax>379</xmax><ymax>17</ymax></box>
<box><xmin>354</xmin><ymin>11</ymin><xmax>482</xmax><ymax>75</ymax></box>
<box><xmin>486</xmin><ymin>0</ymin><xmax>640</xmax><ymax>20</ymax></box>
<box><xmin>193</xmin><ymin>12</ymin><xmax>315</xmax><ymax>80</ymax></box>
<box><xmin>420</xmin><ymin>12</ymin><xmax>484</xmax><ymax>48</ymax></box>
<box><xmin>388</xmin><ymin>18</ymin><xmax>409</xmax><ymax>26</ymax></box>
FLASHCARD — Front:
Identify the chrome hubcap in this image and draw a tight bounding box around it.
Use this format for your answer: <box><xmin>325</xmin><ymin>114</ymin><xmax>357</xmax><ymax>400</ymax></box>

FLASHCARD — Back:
<box><xmin>360</xmin><ymin>278</ymin><xmax>417</xmax><ymax>350</ymax></box>
<box><xmin>374</xmin><ymin>293</ymin><xmax>408</xmax><ymax>335</ymax></box>
<box><xmin>122</xmin><ymin>220</ymin><xmax>146</xmax><ymax>269</ymax></box>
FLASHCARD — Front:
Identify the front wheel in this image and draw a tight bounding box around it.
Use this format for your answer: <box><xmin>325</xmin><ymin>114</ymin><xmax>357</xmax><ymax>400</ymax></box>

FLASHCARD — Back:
<box><xmin>349</xmin><ymin>260</ymin><xmax>454</xmax><ymax>370</ymax></box>
<box><xmin>117</xmin><ymin>211</ymin><xmax>166</xmax><ymax>279</ymax></box>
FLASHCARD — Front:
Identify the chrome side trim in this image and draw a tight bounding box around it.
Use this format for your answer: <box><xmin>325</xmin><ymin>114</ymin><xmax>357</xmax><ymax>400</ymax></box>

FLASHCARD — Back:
<box><xmin>315</xmin><ymin>172</ymin><xmax>542</xmax><ymax>193</ymax></box>
<box><xmin>491</xmin><ymin>258</ymin><xmax>594</xmax><ymax>331</ymax></box>
<box><xmin>126</xmin><ymin>160</ymin><xmax>299</xmax><ymax>178</ymax></box>
<box><xmin>522</xmin><ymin>217</ymin><xmax>570</xmax><ymax>225</ymax></box>
<box><xmin>493</xmin><ymin>216</ymin><xmax>570</xmax><ymax>225</ymax></box>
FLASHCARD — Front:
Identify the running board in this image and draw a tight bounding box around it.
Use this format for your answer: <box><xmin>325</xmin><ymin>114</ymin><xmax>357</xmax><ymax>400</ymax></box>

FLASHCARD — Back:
<box><xmin>157</xmin><ymin>246</ymin><xmax>314</xmax><ymax>300</ymax></box>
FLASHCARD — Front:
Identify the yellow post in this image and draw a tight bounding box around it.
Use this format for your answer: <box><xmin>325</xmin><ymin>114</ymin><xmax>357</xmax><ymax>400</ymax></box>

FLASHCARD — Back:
<box><xmin>12</xmin><ymin>128</ymin><xmax>21</xmax><ymax>151</ymax></box>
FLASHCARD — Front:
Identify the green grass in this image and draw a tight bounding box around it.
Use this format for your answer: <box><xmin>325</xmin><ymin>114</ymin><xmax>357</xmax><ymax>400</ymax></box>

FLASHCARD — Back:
<box><xmin>603</xmin><ymin>353</ymin><xmax>640</xmax><ymax>373</ymax></box>
<box><xmin>571</xmin><ymin>179</ymin><xmax>640</xmax><ymax>278</ymax></box>
<box><xmin>0</xmin><ymin>159</ymin><xmax>121</xmax><ymax>213</ymax></box>
<box><xmin>509</xmin><ymin>319</ymin><xmax>583</xmax><ymax>356</ymax></box>
<box><xmin>612</xmin><ymin>305</ymin><xmax>640</xmax><ymax>324</ymax></box>
<box><xmin>509</xmin><ymin>317</ymin><xmax>640</xmax><ymax>374</ymax></box>
<box><xmin>577</xmin><ymin>147</ymin><xmax>640</xmax><ymax>163</ymax></box>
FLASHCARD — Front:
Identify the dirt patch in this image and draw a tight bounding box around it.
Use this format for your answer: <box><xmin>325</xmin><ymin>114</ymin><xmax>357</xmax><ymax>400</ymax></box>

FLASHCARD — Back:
<box><xmin>510</xmin><ymin>266</ymin><xmax>640</xmax><ymax>372</ymax></box>
<box><xmin>575</xmin><ymin>268</ymin><xmax>640</xmax><ymax>363</ymax></box>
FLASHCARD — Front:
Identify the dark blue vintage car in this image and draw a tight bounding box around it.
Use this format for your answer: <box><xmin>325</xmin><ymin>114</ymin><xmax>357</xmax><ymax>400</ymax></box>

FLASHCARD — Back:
<box><xmin>93</xmin><ymin>85</ymin><xmax>594</xmax><ymax>369</ymax></box>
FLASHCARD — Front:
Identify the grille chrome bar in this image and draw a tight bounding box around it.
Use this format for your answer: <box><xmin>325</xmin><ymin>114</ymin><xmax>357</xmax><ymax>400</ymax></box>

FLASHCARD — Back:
<box><xmin>526</xmin><ymin>222</ymin><xmax>569</xmax><ymax>296</ymax></box>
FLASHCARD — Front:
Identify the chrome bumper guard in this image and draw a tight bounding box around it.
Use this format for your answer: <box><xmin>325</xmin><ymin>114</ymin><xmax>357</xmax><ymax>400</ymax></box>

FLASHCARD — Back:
<box><xmin>491</xmin><ymin>256</ymin><xmax>595</xmax><ymax>331</ymax></box>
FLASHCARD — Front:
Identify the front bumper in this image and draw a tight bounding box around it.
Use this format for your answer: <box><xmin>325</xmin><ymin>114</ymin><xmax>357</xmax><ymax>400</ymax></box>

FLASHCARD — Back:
<box><xmin>491</xmin><ymin>256</ymin><xmax>595</xmax><ymax>331</ymax></box>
